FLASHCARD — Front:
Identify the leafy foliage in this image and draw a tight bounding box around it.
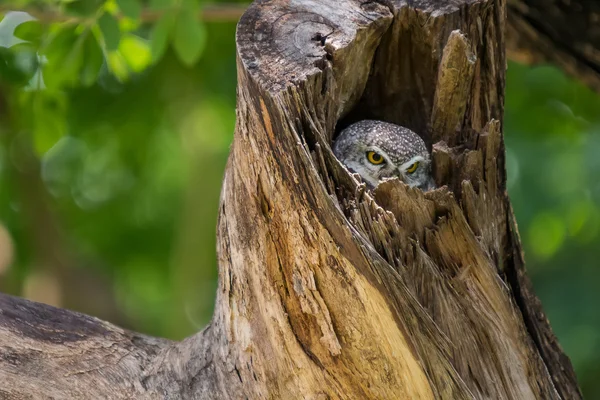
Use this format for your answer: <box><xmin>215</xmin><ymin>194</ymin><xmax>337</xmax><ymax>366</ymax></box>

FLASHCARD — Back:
<box><xmin>0</xmin><ymin>2</ymin><xmax>599</xmax><ymax>398</ymax></box>
<box><xmin>505</xmin><ymin>62</ymin><xmax>600</xmax><ymax>398</ymax></box>
<box><xmin>1</xmin><ymin>0</ymin><xmax>209</xmax><ymax>156</ymax></box>
<box><xmin>0</xmin><ymin>0</ymin><xmax>233</xmax><ymax>338</ymax></box>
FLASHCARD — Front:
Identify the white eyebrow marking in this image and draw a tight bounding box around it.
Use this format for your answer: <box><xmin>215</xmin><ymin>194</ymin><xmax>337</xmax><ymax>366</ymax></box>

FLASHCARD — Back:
<box><xmin>399</xmin><ymin>155</ymin><xmax>424</xmax><ymax>171</ymax></box>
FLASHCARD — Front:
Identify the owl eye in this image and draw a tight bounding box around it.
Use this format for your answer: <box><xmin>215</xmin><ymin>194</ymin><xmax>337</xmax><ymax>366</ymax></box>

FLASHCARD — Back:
<box><xmin>366</xmin><ymin>151</ymin><xmax>385</xmax><ymax>165</ymax></box>
<box><xmin>405</xmin><ymin>161</ymin><xmax>419</xmax><ymax>174</ymax></box>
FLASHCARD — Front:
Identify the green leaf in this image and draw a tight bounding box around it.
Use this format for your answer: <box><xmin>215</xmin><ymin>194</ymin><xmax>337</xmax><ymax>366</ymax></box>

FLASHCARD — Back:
<box><xmin>42</xmin><ymin>27</ymin><xmax>85</xmax><ymax>89</ymax></box>
<box><xmin>80</xmin><ymin>34</ymin><xmax>104</xmax><ymax>86</ymax></box>
<box><xmin>172</xmin><ymin>11</ymin><xmax>206</xmax><ymax>67</ymax></box>
<box><xmin>106</xmin><ymin>50</ymin><xmax>129</xmax><ymax>81</ymax></box>
<box><xmin>98</xmin><ymin>13</ymin><xmax>121</xmax><ymax>51</ymax></box>
<box><xmin>0</xmin><ymin>44</ymin><xmax>38</xmax><ymax>86</ymax></box>
<box><xmin>149</xmin><ymin>0</ymin><xmax>172</xmax><ymax>11</ymax></box>
<box><xmin>120</xmin><ymin>34</ymin><xmax>151</xmax><ymax>72</ymax></box>
<box><xmin>31</xmin><ymin>93</ymin><xmax>68</xmax><ymax>156</ymax></box>
<box><xmin>13</xmin><ymin>20</ymin><xmax>43</xmax><ymax>46</ymax></box>
<box><xmin>150</xmin><ymin>11</ymin><xmax>175</xmax><ymax>63</ymax></box>
<box><xmin>116</xmin><ymin>0</ymin><xmax>142</xmax><ymax>20</ymax></box>
<box><xmin>64</xmin><ymin>0</ymin><xmax>104</xmax><ymax>17</ymax></box>
<box><xmin>181</xmin><ymin>0</ymin><xmax>199</xmax><ymax>11</ymax></box>
<box><xmin>40</xmin><ymin>25</ymin><xmax>77</xmax><ymax>56</ymax></box>
<box><xmin>10</xmin><ymin>43</ymin><xmax>39</xmax><ymax>78</ymax></box>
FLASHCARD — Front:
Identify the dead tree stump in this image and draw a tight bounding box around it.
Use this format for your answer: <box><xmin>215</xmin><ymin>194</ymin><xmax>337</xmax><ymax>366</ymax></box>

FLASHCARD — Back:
<box><xmin>0</xmin><ymin>0</ymin><xmax>582</xmax><ymax>399</ymax></box>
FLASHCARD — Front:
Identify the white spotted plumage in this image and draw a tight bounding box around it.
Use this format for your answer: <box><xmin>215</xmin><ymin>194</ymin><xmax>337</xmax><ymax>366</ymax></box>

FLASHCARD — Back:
<box><xmin>333</xmin><ymin>120</ymin><xmax>435</xmax><ymax>191</ymax></box>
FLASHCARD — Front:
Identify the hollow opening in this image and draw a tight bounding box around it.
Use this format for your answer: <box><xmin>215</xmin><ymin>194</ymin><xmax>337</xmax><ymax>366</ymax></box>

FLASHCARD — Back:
<box><xmin>325</xmin><ymin>13</ymin><xmax>487</xmax><ymax>199</ymax></box>
<box><xmin>328</xmin><ymin>45</ymin><xmax>444</xmax><ymax>193</ymax></box>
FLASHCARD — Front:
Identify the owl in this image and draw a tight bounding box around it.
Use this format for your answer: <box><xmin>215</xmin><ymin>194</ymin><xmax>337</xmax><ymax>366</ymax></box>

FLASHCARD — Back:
<box><xmin>333</xmin><ymin>120</ymin><xmax>434</xmax><ymax>191</ymax></box>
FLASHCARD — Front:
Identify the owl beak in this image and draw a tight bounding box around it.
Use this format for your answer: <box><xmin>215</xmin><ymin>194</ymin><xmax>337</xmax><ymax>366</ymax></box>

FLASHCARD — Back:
<box><xmin>418</xmin><ymin>177</ymin><xmax>436</xmax><ymax>192</ymax></box>
<box><xmin>394</xmin><ymin>169</ymin><xmax>407</xmax><ymax>184</ymax></box>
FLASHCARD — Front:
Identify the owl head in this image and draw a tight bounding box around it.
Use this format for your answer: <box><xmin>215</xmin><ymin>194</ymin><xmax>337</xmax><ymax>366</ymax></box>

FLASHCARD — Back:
<box><xmin>333</xmin><ymin>120</ymin><xmax>434</xmax><ymax>191</ymax></box>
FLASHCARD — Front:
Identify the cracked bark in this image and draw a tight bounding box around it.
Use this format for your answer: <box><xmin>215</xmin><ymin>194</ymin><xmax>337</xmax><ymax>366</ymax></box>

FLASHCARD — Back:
<box><xmin>0</xmin><ymin>0</ymin><xmax>583</xmax><ymax>398</ymax></box>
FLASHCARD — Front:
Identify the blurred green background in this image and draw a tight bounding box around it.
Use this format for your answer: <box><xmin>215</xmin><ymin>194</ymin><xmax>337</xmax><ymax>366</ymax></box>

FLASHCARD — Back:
<box><xmin>0</xmin><ymin>1</ymin><xmax>598</xmax><ymax>397</ymax></box>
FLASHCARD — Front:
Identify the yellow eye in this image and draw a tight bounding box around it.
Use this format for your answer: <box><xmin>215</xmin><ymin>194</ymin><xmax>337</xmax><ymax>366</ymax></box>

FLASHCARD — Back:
<box><xmin>406</xmin><ymin>161</ymin><xmax>419</xmax><ymax>174</ymax></box>
<box><xmin>366</xmin><ymin>151</ymin><xmax>385</xmax><ymax>165</ymax></box>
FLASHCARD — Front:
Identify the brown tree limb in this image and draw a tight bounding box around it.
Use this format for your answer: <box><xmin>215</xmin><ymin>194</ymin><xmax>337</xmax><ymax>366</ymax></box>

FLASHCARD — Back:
<box><xmin>506</xmin><ymin>0</ymin><xmax>600</xmax><ymax>92</ymax></box>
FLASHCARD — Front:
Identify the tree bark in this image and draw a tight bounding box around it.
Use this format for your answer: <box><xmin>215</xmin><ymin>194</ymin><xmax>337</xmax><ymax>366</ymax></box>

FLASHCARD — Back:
<box><xmin>0</xmin><ymin>0</ymin><xmax>583</xmax><ymax>399</ymax></box>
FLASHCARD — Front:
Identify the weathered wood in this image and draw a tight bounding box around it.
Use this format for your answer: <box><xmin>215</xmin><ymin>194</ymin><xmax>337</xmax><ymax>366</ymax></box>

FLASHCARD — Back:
<box><xmin>0</xmin><ymin>294</ymin><xmax>169</xmax><ymax>398</ymax></box>
<box><xmin>430</xmin><ymin>31</ymin><xmax>476</xmax><ymax>145</ymax></box>
<box><xmin>0</xmin><ymin>0</ymin><xmax>582</xmax><ymax>398</ymax></box>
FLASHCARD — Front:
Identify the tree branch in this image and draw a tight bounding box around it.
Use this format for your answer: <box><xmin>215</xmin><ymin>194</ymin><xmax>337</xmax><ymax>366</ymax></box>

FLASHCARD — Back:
<box><xmin>506</xmin><ymin>0</ymin><xmax>600</xmax><ymax>92</ymax></box>
<box><xmin>0</xmin><ymin>3</ymin><xmax>247</xmax><ymax>23</ymax></box>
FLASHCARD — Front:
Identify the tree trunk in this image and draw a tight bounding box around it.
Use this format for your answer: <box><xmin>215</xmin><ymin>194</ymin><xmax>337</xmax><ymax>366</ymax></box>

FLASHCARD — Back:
<box><xmin>0</xmin><ymin>0</ymin><xmax>583</xmax><ymax>399</ymax></box>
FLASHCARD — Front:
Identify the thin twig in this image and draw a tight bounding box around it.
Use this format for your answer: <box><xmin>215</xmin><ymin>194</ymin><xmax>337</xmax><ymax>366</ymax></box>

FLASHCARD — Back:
<box><xmin>0</xmin><ymin>3</ymin><xmax>247</xmax><ymax>24</ymax></box>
